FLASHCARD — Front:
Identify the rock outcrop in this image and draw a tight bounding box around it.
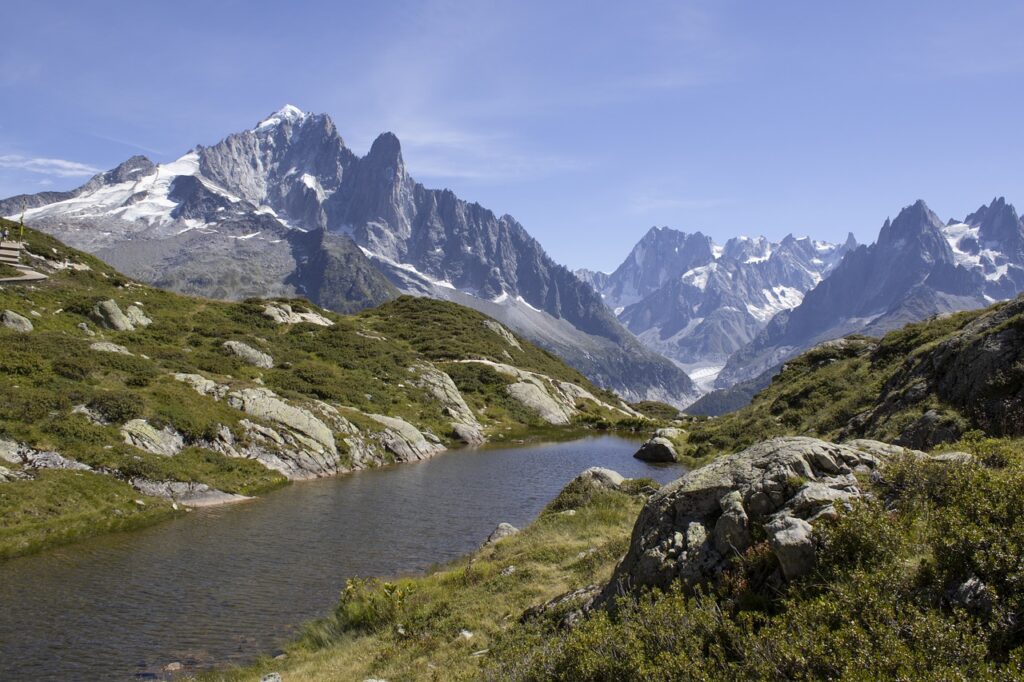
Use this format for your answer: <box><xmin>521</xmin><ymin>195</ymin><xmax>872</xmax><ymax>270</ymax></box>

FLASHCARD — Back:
<box><xmin>129</xmin><ymin>478</ymin><xmax>248</xmax><ymax>506</ymax></box>
<box><xmin>602</xmin><ymin>437</ymin><xmax>885</xmax><ymax>602</ymax></box>
<box><xmin>368</xmin><ymin>414</ymin><xmax>446</xmax><ymax>462</ymax></box>
<box><xmin>460</xmin><ymin>360</ymin><xmax>628</xmax><ymax>426</ymax></box>
<box><xmin>223</xmin><ymin>340</ymin><xmax>275</xmax><ymax>369</ymax></box>
<box><xmin>262</xmin><ymin>302</ymin><xmax>333</xmax><ymax>327</ymax></box>
<box><xmin>121</xmin><ymin>419</ymin><xmax>185</xmax><ymax>457</ymax></box>
<box><xmin>412</xmin><ymin>364</ymin><xmax>484</xmax><ymax>445</ymax></box>
<box><xmin>1</xmin><ymin>309</ymin><xmax>33</xmax><ymax>333</ymax></box>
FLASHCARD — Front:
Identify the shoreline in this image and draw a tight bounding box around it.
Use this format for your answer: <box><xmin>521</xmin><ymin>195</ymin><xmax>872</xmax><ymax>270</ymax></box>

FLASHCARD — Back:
<box><xmin>0</xmin><ymin>425</ymin><xmax>650</xmax><ymax>563</ymax></box>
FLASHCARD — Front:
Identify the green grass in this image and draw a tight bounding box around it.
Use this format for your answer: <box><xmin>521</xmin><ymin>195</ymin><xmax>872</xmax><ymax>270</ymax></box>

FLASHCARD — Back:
<box><xmin>668</xmin><ymin>307</ymin><xmax>1011</xmax><ymax>459</ymax></box>
<box><xmin>0</xmin><ymin>220</ymin><xmax>637</xmax><ymax>560</ymax></box>
<box><xmin>0</xmin><ymin>469</ymin><xmax>177</xmax><ymax>560</ymax></box>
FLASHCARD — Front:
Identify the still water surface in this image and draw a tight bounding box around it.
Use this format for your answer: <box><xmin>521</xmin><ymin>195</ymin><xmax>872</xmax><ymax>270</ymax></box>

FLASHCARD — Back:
<box><xmin>0</xmin><ymin>436</ymin><xmax>685</xmax><ymax>681</ymax></box>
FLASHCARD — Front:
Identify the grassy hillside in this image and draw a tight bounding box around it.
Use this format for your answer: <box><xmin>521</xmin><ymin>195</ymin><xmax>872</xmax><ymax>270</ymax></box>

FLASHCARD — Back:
<box><xmin>211</xmin><ymin>294</ymin><xmax>1024</xmax><ymax>681</ymax></box>
<box><xmin>669</xmin><ymin>299</ymin><xmax>1023</xmax><ymax>461</ymax></box>
<box><xmin>0</xmin><ymin>220</ymin><xmax>637</xmax><ymax>559</ymax></box>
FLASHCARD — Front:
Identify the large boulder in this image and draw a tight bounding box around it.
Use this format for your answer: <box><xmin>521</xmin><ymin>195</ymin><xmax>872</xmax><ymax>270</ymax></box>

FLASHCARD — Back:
<box><xmin>601</xmin><ymin>437</ymin><xmax>886</xmax><ymax>602</ymax></box>
<box><xmin>634</xmin><ymin>437</ymin><xmax>678</xmax><ymax>463</ymax></box>
<box><xmin>223</xmin><ymin>340</ymin><xmax>274</xmax><ymax>369</ymax></box>
<box><xmin>1</xmin><ymin>310</ymin><xmax>33</xmax><ymax>333</ymax></box>
<box><xmin>91</xmin><ymin>299</ymin><xmax>135</xmax><ymax>331</ymax></box>
<box><xmin>124</xmin><ymin>305</ymin><xmax>152</xmax><ymax>328</ymax></box>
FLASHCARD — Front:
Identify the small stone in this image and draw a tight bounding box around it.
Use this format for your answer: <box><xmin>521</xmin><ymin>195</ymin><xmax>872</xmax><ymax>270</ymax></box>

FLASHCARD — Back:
<box><xmin>560</xmin><ymin>509</ymin><xmax>576</xmax><ymax>516</ymax></box>
<box><xmin>486</xmin><ymin>522</ymin><xmax>520</xmax><ymax>544</ymax></box>
<box><xmin>164</xmin><ymin>662</ymin><xmax>182</xmax><ymax>672</ymax></box>
<box><xmin>90</xmin><ymin>341</ymin><xmax>133</xmax><ymax>355</ymax></box>
<box><xmin>77</xmin><ymin>322</ymin><xmax>95</xmax><ymax>336</ymax></box>
<box><xmin>223</xmin><ymin>340</ymin><xmax>274</xmax><ymax>369</ymax></box>
<box><xmin>500</xmin><ymin>565</ymin><xmax>516</xmax><ymax>576</ymax></box>
<box><xmin>134</xmin><ymin>499</ymin><xmax>146</xmax><ymax>507</ymax></box>
<box><xmin>459</xmin><ymin>629</ymin><xmax>474</xmax><ymax>640</ymax></box>
<box><xmin>260</xmin><ymin>674</ymin><xmax>282</xmax><ymax>682</ymax></box>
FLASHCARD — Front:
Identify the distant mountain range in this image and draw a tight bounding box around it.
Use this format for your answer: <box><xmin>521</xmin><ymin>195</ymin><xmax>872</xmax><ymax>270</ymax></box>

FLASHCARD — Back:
<box><xmin>582</xmin><ymin>196</ymin><xmax>1024</xmax><ymax>403</ymax></box>
<box><xmin>716</xmin><ymin>198</ymin><xmax>1024</xmax><ymax>388</ymax></box>
<box><xmin>0</xmin><ymin>106</ymin><xmax>697</xmax><ymax>405</ymax></box>
<box><xmin>577</xmin><ymin>228</ymin><xmax>856</xmax><ymax>389</ymax></box>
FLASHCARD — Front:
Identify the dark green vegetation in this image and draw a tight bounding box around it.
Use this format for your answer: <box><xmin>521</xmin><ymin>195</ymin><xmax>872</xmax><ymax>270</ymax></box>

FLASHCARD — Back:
<box><xmin>672</xmin><ymin>299</ymin><xmax>1024</xmax><ymax>460</ymax></box>
<box><xmin>490</xmin><ymin>436</ymin><xmax>1024</xmax><ymax>680</ymax></box>
<box><xmin>0</xmin><ymin>262</ymin><xmax>24</xmax><ymax>278</ymax></box>
<box><xmin>0</xmin><ymin>220</ymin><xmax>631</xmax><ymax>559</ymax></box>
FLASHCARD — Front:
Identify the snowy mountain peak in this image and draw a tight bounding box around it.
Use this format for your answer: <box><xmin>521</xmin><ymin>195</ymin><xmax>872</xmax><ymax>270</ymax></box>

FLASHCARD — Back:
<box><xmin>255</xmin><ymin>104</ymin><xmax>309</xmax><ymax>130</ymax></box>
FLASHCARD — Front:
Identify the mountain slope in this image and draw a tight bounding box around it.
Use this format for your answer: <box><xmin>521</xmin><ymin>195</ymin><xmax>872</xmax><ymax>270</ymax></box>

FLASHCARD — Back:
<box><xmin>717</xmin><ymin>199</ymin><xmax>1024</xmax><ymax>388</ymax></box>
<box><xmin>2</xmin><ymin>106</ymin><xmax>696</xmax><ymax>406</ymax></box>
<box><xmin>0</xmin><ymin>221</ymin><xmax>638</xmax><ymax>558</ymax></box>
<box><xmin>672</xmin><ymin>293</ymin><xmax>1024</xmax><ymax>459</ymax></box>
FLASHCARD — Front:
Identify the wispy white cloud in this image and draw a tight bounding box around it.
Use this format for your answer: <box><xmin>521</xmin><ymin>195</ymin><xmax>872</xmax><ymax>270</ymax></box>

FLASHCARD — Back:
<box><xmin>0</xmin><ymin>154</ymin><xmax>100</xmax><ymax>177</ymax></box>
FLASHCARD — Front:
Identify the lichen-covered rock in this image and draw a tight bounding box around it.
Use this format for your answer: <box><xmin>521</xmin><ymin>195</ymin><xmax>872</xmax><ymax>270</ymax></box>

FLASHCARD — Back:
<box><xmin>124</xmin><ymin>304</ymin><xmax>152</xmax><ymax>328</ymax></box>
<box><xmin>173</xmin><ymin>373</ymin><xmax>229</xmax><ymax>400</ymax></box>
<box><xmin>601</xmin><ymin>437</ymin><xmax>886</xmax><ymax>603</ymax></box>
<box><xmin>412</xmin><ymin>364</ymin><xmax>484</xmax><ymax>444</ymax></box>
<box><xmin>575</xmin><ymin>467</ymin><xmax>626</xmax><ymax>490</ymax></box>
<box><xmin>508</xmin><ymin>382</ymin><xmax>574</xmax><ymax>425</ymax></box>
<box><xmin>228</xmin><ymin>388</ymin><xmax>337</xmax><ymax>455</ymax></box>
<box><xmin>1</xmin><ymin>310</ymin><xmax>33</xmax><ymax>333</ymax></box>
<box><xmin>262</xmin><ymin>302</ymin><xmax>333</xmax><ymax>327</ymax></box>
<box><xmin>484</xmin><ymin>319</ymin><xmax>522</xmax><ymax>350</ymax></box>
<box><xmin>91</xmin><ymin>299</ymin><xmax>135</xmax><ymax>331</ymax></box>
<box><xmin>223</xmin><ymin>340</ymin><xmax>274</xmax><ymax>369</ymax></box>
<box><xmin>121</xmin><ymin>419</ymin><xmax>185</xmax><ymax>457</ymax></box>
<box><xmin>89</xmin><ymin>341</ymin><xmax>132</xmax><ymax>355</ymax></box>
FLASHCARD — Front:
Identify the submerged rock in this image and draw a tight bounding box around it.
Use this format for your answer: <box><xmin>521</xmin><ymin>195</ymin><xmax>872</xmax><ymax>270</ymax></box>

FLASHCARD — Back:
<box><xmin>634</xmin><ymin>437</ymin><xmax>678</xmax><ymax>463</ymax></box>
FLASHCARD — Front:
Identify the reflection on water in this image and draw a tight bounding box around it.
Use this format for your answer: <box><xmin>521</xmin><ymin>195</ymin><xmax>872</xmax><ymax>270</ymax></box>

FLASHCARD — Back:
<box><xmin>0</xmin><ymin>436</ymin><xmax>684</xmax><ymax>680</ymax></box>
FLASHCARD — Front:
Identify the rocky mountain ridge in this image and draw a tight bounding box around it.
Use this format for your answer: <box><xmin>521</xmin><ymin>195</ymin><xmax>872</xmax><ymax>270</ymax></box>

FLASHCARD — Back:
<box><xmin>1</xmin><ymin>106</ymin><xmax>697</xmax><ymax>406</ymax></box>
<box><xmin>717</xmin><ymin>198</ymin><xmax>1024</xmax><ymax>388</ymax></box>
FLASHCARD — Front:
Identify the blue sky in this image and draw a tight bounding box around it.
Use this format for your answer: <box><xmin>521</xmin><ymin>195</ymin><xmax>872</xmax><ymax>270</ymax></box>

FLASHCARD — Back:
<box><xmin>1</xmin><ymin>1</ymin><xmax>1022</xmax><ymax>270</ymax></box>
